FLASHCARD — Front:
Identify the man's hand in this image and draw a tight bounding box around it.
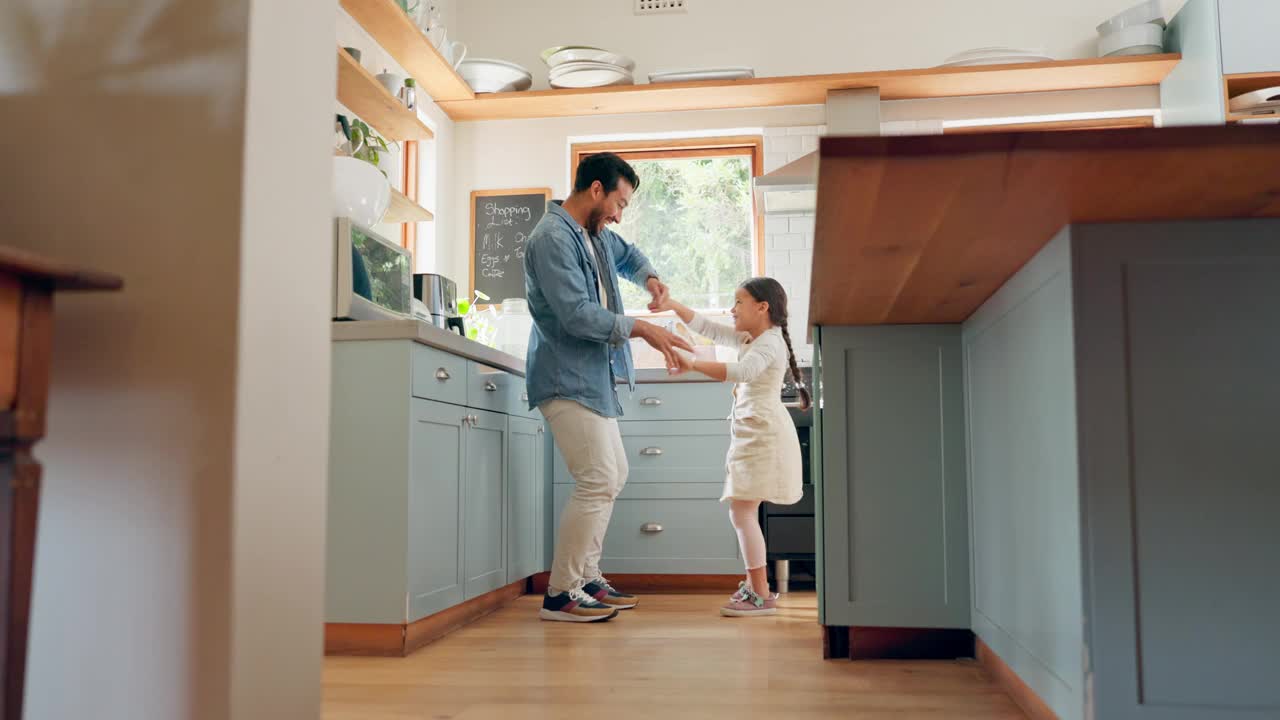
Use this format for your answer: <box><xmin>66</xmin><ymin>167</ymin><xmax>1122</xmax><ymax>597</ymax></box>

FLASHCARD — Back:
<box><xmin>645</xmin><ymin>276</ymin><xmax>670</xmax><ymax>313</ymax></box>
<box><xmin>631</xmin><ymin>319</ymin><xmax>694</xmax><ymax>372</ymax></box>
<box><xmin>671</xmin><ymin>348</ymin><xmax>696</xmax><ymax>375</ymax></box>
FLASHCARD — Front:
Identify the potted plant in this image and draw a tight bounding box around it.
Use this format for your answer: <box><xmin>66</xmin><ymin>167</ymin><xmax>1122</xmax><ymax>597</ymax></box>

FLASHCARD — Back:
<box><xmin>337</xmin><ymin>115</ymin><xmax>398</xmax><ymax>178</ymax></box>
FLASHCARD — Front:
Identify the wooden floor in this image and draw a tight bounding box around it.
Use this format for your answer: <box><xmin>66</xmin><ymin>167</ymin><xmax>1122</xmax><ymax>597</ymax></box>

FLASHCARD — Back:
<box><xmin>322</xmin><ymin>593</ymin><xmax>1028</xmax><ymax>719</ymax></box>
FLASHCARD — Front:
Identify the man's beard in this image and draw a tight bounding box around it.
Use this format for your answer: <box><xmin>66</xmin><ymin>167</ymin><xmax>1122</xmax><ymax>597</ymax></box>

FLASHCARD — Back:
<box><xmin>587</xmin><ymin>208</ymin><xmax>606</xmax><ymax>236</ymax></box>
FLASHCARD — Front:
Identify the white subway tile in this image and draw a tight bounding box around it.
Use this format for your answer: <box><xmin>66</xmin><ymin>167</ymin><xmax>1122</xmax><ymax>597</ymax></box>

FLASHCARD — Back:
<box><xmin>788</xmin><ymin>216</ymin><xmax>815</xmax><ymax>233</ymax></box>
<box><xmin>803</xmin><ymin>232</ymin><xmax>815</xmax><ymax>249</ymax></box>
<box><xmin>765</xmin><ymin>217</ymin><xmax>790</xmax><ymax>235</ymax></box>
<box><xmin>790</xmin><ymin>249</ymin><xmax>814</xmax><ymax>267</ymax></box>
<box><xmin>764</xmin><ymin>126</ymin><xmax>789</xmax><ymax>137</ymax></box>
<box><xmin>772</xmin><ymin>233</ymin><xmax>805</xmax><ymax>251</ymax></box>
<box><xmin>766</xmin><ymin>251</ymin><xmax>792</xmax><ymax>271</ymax></box>
<box><xmin>767</xmin><ymin>135</ymin><xmax>802</xmax><ymax>154</ymax></box>
<box><xmin>800</xmin><ymin>135</ymin><xmax>819</xmax><ymax>153</ymax></box>
<box><xmin>787</xmin><ymin>151</ymin><xmax>807</xmax><ymax>164</ymax></box>
<box><xmin>764</xmin><ymin>152</ymin><xmax>789</xmax><ymax>173</ymax></box>
<box><xmin>787</xmin><ymin>125</ymin><xmax>827</xmax><ymax>136</ymax></box>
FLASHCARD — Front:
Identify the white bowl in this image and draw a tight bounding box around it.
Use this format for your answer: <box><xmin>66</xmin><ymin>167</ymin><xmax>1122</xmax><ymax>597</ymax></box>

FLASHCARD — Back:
<box><xmin>333</xmin><ymin>157</ymin><xmax>390</xmax><ymax>227</ymax></box>
<box><xmin>1097</xmin><ymin>0</ymin><xmax>1165</xmax><ymax>35</ymax></box>
<box><xmin>1098</xmin><ymin>22</ymin><xmax>1165</xmax><ymax>57</ymax></box>
<box><xmin>458</xmin><ymin>58</ymin><xmax>533</xmax><ymax>93</ymax></box>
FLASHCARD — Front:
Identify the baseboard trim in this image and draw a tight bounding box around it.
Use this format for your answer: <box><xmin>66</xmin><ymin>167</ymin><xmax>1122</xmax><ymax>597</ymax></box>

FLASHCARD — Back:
<box><xmin>528</xmin><ymin>572</ymin><xmax>743</xmax><ymax>595</ymax></box>
<box><xmin>325</xmin><ymin>579</ymin><xmax>526</xmax><ymax>657</ymax></box>
<box><xmin>977</xmin><ymin>638</ymin><xmax>1060</xmax><ymax>720</ymax></box>
<box><xmin>820</xmin><ymin>625</ymin><xmax>976</xmax><ymax>661</ymax></box>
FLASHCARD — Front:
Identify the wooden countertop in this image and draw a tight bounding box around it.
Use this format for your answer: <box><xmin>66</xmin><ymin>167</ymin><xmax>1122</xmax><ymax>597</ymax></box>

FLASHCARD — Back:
<box><xmin>810</xmin><ymin>125</ymin><xmax>1280</xmax><ymax>325</ymax></box>
<box><xmin>0</xmin><ymin>247</ymin><xmax>122</xmax><ymax>291</ymax></box>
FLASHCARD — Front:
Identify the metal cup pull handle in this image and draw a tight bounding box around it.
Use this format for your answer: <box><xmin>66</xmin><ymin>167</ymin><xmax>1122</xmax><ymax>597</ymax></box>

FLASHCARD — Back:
<box><xmin>484</xmin><ymin>381</ymin><xmax>498</xmax><ymax>392</ymax></box>
<box><xmin>640</xmin><ymin>522</ymin><xmax>664</xmax><ymax>534</ymax></box>
<box><xmin>640</xmin><ymin>447</ymin><xmax>663</xmax><ymax>457</ymax></box>
<box><xmin>435</xmin><ymin>368</ymin><xmax>451</xmax><ymax>381</ymax></box>
<box><xmin>640</xmin><ymin>397</ymin><xmax>662</xmax><ymax>407</ymax></box>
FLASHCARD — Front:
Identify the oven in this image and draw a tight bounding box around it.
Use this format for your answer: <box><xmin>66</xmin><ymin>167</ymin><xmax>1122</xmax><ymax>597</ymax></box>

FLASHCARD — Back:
<box><xmin>764</xmin><ymin>366</ymin><xmax>815</xmax><ymax>592</ymax></box>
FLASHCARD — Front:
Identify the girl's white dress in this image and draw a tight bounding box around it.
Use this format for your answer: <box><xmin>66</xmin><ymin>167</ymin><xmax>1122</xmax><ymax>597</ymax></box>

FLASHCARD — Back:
<box><xmin>687</xmin><ymin>313</ymin><xmax>803</xmax><ymax>505</ymax></box>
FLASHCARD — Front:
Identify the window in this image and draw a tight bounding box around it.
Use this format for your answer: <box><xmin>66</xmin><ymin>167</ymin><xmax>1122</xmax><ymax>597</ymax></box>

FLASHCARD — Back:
<box><xmin>571</xmin><ymin>137</ymin><xmax>764</xmax><ymax>312</ymax></box>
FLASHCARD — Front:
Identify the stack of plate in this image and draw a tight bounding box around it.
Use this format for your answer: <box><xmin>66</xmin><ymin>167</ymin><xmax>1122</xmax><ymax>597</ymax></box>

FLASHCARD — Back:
<box><xmin>1229</xmin><ymin>86</ymin><xmax>1280</xmax><ymax>117</ymax></box>
<box><xmin>649</xmin><ymin>67</ymin><xmax>755</xmax><ymax>83</ymax></box>
<box><xmin>1096</xmin><ymin>0</ymin><xmax>1166</xmax><ymax>57</ymax></box>
<box><xmin>938</xmin><ymin>47</ymin><xmax>1053</xmax><ymax>67</ymax></box>
<box><xmin>457</xmin><ymin>58</ymin><xmax>533</xmax><ymax>93</ymax></box>
<box><xmin>542</xmin><ymin>45</ymin><xmax>635</xmax><ymax>89</ymax></box>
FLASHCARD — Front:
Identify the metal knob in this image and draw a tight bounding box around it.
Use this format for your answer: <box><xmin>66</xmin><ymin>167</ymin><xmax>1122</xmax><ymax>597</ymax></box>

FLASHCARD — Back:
<box><xmin>640</xmin><ymin>397</ymin><xmax>662</xmax><ymax>407</ymax></box>
<box><xmin>521</xmin><ymin>391</ymin><xmax>529</xmax><ymax>402</ymax></box>
<box><xmin>640</xmin><ymin>522</ymin><xmax>664</xmax><ymax>534</ymax></box>
<box><xmin>435</xmin><ymin>368</ymin><xmax>451</xmax><ymax>381</ymax></box>
<box><xmin>484</xmin><ymin>381</ymin><xmax>498</xmax><ymax>392</ymax></box>
<box><xmin>639</xmin><ymin>447</ymin><xmax>663</xmax><ymax>457</ymax></box>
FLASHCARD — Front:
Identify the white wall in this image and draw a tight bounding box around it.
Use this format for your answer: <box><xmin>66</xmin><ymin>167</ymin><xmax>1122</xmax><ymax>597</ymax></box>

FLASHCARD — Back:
<box><xmin>338</xmin><ymin>10</ymin><xmax>457</xmax><ymax>274</ymax></box>
<box><xmin>0</xmin><ymin>0</ymin><xmax>333</xmax><ymax>717</ymax></box>
<box><xmin>457</xmin><ymin>0</ymin><xmax>1182</xmax><ymax>90</ymax></box>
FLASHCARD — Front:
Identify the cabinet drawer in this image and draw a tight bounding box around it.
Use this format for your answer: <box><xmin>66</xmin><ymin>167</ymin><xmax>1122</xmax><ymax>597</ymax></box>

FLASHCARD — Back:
<box><xmin>466</xmin><ymin>361</ymin><xmax>518</xmax><ymax>414</ymax></box>
<box><xmin>618</xmin><ymin>382</ymin><xmax>731</xmax><ymax>421</ymax></box>
<box><xmin>411</xmin><ymin>345</ymin><xmax>468</xmax><ymax>406</ymax></box>
<box><xmin>553</xmin><ymin>483</ymin><xmax>741</xmax><ymax>574</ymax></box>
<box><xmin>552</xmin><ymin>420</ymin><xmax>730</xmax><ymax>484</ymax></box>
<box><xmin>506</xmin><ymin>376</ymin><xmax>541</xmax><ymax>420</ymax></box>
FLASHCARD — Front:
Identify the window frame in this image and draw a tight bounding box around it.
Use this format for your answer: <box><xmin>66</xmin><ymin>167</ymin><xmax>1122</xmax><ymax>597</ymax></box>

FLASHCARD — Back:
<box><xmin>569</xmin><ymin>136</ymin><xmax>767</xmax><ymax>306</ymax></box>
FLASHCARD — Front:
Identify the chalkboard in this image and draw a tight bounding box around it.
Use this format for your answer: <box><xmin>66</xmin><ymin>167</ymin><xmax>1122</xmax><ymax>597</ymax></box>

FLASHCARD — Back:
<box><xmin>470</xmin><ymin>188</ymin><xmax>551</xmax><ymax>303</ymax></box>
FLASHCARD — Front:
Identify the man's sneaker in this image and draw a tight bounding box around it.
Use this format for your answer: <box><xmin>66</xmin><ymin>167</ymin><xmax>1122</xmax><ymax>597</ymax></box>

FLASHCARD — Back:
<box><xmin>539</xmin><ymin>587</ymin><xmax>619</xmax><ymax>623</ymax></box>
<box><xmin>584</xmin><ymin>576</ymin><xmax>639</xmax><ymax>610</ymax></box>
<box><xmin>720</xmin><ymin>582</ymin><xmax>777</xmax><ymax>617</ymax></box>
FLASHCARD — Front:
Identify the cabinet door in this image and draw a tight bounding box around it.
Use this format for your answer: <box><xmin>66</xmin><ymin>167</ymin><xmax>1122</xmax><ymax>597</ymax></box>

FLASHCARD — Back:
<box><xmin>463</xmin><ymin>408</ymin><xmax>507</xmax><ymax>599</ymax></box>
<box><xmin>506</xmin><ymin>417</ymin><xmax>544</xmax><ymax>583</ymax></box>
<box><xmin>819</xmin><ymin>325</ymin><xmax>970</xmax><ymax>629</ymax></box>
<box><xmin>408</xmin><ymin>398</ymin><xmax>467</xmax><ymax>621</ymax></box>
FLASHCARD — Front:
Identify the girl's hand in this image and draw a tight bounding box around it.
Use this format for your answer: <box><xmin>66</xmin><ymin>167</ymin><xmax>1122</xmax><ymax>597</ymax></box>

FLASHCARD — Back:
<box><xmin>648</xmin><ymin>294</ymin><xmax>675</xmax><ymax>314</ymax></box>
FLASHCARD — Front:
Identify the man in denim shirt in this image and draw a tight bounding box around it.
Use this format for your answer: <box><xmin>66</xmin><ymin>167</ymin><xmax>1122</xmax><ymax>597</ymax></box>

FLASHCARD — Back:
<box><xmin>525</xmin><ymin>153</ymin><xmax>693</xmax><ymax>622</ymax></box>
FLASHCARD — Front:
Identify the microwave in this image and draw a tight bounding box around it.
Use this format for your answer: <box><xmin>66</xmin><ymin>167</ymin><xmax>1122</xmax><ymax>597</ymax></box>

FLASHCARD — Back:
<box><xmin>333</xmin><ymin>217</ymin><xmax>413</xmax><ymax>322</ymax></box>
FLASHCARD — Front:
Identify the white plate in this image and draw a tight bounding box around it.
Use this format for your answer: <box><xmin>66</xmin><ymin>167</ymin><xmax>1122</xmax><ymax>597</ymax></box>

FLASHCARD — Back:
<box><xmin>648</xmin><ymin>66</ymin><xmax>755</xmax><ymax>83</ymax></box>
<box><xmin>938</xmin><ymin>55</ymin><xmax>1053</xmax><ymax>67</ymax></box>
<box><xmin>540</xmin><ymin>45</ymin><xmax>604</xmax><ymax>64</ymax></box>
<box><xmin>944</xmin><ymin>47</ymin><xmax>1047</xmax><ymax>63</ymax></box>
<box><xmin>457</xmin><ymin>58</ymin><xmax>532</xmax><ymax>93</ymax></box>
<box><xmin>550</xmin><ymin>61</ymin><xmax>636</xmax><ymax>77</ymax></box>
<box><xmin>546</xmin><ymin>48</ymin><xmax>635</xmax><ymax>71</ymax></box>
<box><xmin>550</xmin><ymin>67</ymin><xmax>634</xmax><ymax>89</ymax></box>
<box><xmin>1229</xmin><ymin>85</ymin><xmax>1280</xmax><ymax>113</ymax></box>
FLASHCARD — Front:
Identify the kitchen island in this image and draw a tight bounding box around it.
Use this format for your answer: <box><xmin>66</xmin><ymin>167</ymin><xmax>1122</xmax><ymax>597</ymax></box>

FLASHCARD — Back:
<box><xmin>327</xmin><ymin>319</ymin><xmax>733</xmax><ymax>655</ymax></box>
<box><xmin>809</xmin><ymin>126</ymin><xmax>1280</xmax><ymax>720</ymax></box>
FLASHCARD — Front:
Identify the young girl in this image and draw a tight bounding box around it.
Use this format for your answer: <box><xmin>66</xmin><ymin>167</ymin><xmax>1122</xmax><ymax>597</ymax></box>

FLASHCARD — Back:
<box><xmin>655</xmin><ymin>278</ymin><xmax>810</xmax><ymax>617</ymax></box>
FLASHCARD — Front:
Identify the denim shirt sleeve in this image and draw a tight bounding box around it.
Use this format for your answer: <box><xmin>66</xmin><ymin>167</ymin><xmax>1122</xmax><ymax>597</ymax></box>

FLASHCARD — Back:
<box><xmin>529</xmin><ymin>228</ymin><xmax>635</xmax><ymax>347</ymax></box>
<box><xmin>603</xmin><ymin>228</ymin><xmax>659</xmax><ymax>288</ymax></box>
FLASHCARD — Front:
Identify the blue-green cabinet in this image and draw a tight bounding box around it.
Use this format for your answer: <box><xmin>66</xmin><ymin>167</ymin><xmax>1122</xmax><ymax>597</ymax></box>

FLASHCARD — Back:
<box><xmin>507</xmin><ymin>416</ymin><xmax>545</xmax><ymax>583</ymax></box>
<box><xmin>409</xmin><ymin>398</ymin><xmax>466</xmax><ymax>619</ymax></box>
<box><xmin>817</xmin><ymin>326</ymin><xmax>970</xmax><ymax>629</ymax></box>
<box><xmin>463</xmin><ymin>408</ymin><xmax>508</xmax><ymax>600</ymax></box>
<box><xmin>328</xmin><ymin>339</ymin><xmax>551</xmax><ymax>634</ymax></box>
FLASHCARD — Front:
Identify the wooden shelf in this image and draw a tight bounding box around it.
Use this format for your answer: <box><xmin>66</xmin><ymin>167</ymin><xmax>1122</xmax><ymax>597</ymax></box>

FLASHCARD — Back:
<box><xmin>1224</xmin><ymin>72</ymin><xmax>1280</xmax><ymax>123</ymax></box>
<box><xmin>336</xmin><ymin>46</ymin><xmax>434</xmax><ymax>141</ymax></box>
<box><xmin>340</xmin><ymin>0</ymin><xmax>475</xmax><ymax>103</ymax></box>
<box><xmin>810</xmin><ymin>126</ymin><xmax>1280</xmax><ymax>326</ymax></box>
<box><xmin>385</xmin><ymin>189</ymin><xmax>434</xmax><ymax>223</ymax></box>
<box><xmin>436</xmin><ymin>54</ymin><xmax>1180</xmax><ymax>122</ymax></box>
